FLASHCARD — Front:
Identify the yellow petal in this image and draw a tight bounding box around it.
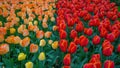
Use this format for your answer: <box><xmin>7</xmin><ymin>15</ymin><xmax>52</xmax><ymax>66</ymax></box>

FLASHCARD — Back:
<box><xmin>38</xmin><ymin>52</ymin><xmax>46</xmax><ymax>61</ymax></box>
<box><xmin>25</xmin><ymin>61</ymin><xmax>33</xmax><ymax>68</ymax></box>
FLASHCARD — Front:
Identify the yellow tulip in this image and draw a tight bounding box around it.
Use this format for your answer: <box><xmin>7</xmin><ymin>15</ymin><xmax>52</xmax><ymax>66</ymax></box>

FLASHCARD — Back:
<box><xmin>52</xmin><ymin>41</ymin><xmax>58</xmax><ymax>49</ymax></box>
<box><xmin>18</xmin><ymin>53</ymin><xmax>26</xmax><ymax>61</ymax></box>
<box><xmin>29</xmin><ymin>22</ymin><xmax>33</xmax><ymax>25</ymax></box>
<box><xmin>25</xmin><ymin>61</ymin><xmax>33</xmax><ymax>68</ymax></box>
<box><xmin>10</xmin><ymin>28</ymin><xmax>16</xmax><ymax>34</ymax></box>
<box><xmin>48</xmin><ymin>40</ymin><xmax>53</xmax><ymax>45</ymax></box>
<box><xmin>34</xmin><ymin>20</ymin><xmax>38</xmax><ymax>25</ymax></box>
<box><xmin>38</xmin><ymin>52</ymin><xmax>45</xmax><ymax>61</ymax></box>
<box><xmin>50</xmin><ymin>17</ymin><xmax>55</xmax><ymax>22</ymax></box>
<box><xmin>39</xmin><ymin>39</ymin><xmax>46</xmax><ymax>47</ymax></box>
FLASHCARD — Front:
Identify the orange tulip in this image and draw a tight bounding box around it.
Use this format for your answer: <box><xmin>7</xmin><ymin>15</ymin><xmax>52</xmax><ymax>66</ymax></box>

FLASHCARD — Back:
<box><xmin>30</xmin><ymin>44</ymin><xmax>38</xmax><ymax>53</ymax></box>
<box><xmin>36</xmin><ymin>30</ymin><xmax>44</xmax><ymax>39</ymax></box>
<box><xmin>20</xmin><ymin>37</ymin><xmax>30</xmax><ymax>47</ymax></box>
<box><xmin>0</xmin><ymin>34</ymin><xmax>4</xmax><ymax>42</ymax></box>
<box><xmin>0</xmin><ymin>44</ymin><xmax>9</xmax><ymax>55</ymax></box>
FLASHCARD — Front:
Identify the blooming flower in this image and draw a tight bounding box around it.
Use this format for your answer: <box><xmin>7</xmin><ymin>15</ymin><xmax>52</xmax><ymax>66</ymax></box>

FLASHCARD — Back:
<box><xmin>68</xmin><ymin>42</ymin><xmax>77</xmax><ymax>54</ymax></box>
<box><xmin>25</xmin><ymin>61</ymin><xmax>33</xmax><ymax>68</ymax></box>
<box><xmin>38</xmin><ymin>52</ymin><xmax>46</xmax><ymax>61</ymax></box>
<box><xmin>104</xmin><ymin>60</ymin><xmax>115</xmax><ymax>68</ymax></box>
<box><xmin>20</xmin><ymin>37</ymin><xmax>30</xmax><ymax>47</ymax></box>
<box><xmin>30</xmin><ymin>44</ymin><xmax>38</xmax><ymax>53</ymax></box>
<box><xmin>52</xmin><ymin>41</ymin><xmax>58</xmax><ymax>49</ymax></box>
<box><xmin>10</xmin><ymin>28</ymin><xmax>16</xmax><ymax>34</ymax></box>
<box><xmin>63</xmin><ymin>53</ymin><xmax>71</xmax><ymax>66</ymax></box>
<box><xmin>0</xmin><ymin>44</ymin><xmax>9</xmax><ymax>55</ymax></box>
<box><xmin>18</xmin><ymin>53</ymin><xmax>26</xmax><ymax>61</ymax></box>
<box><xmin>39</xmin><ymin>39</ymin><xmax>46</xmax><ymax>47</ymax></box>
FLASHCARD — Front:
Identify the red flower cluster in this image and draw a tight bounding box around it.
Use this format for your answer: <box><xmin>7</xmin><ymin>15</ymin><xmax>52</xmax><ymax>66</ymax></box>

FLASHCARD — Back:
<box><xmin>83</xmin><ymin>54</ymin><xmax>101</xmax><ymax>68</ymax></box>
<box><xmin>56</xmin><ymin>0</ymin><xmax>120</xmax><ymax>67</ymax></box>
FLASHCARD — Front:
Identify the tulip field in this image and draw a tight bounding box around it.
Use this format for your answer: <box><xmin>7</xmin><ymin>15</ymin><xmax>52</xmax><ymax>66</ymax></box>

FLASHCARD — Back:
<box><xmin>0</xmin><ymin>0</ymin><xmax>120</xmax><ymax>68</ymax></box>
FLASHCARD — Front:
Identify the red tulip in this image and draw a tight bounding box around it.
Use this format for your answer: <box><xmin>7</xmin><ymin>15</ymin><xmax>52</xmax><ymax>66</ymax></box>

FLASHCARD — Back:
<box><xmin>84</xmin><ymin>28</ymin><xmax>93</xmax><ymax>36</ymax></box>
<box><xmin>106</xmin><ymin>33</ymin><xmax>115</xmax><ymax>42</ymax></box>
<box><xmin>74</xmin><ymin>37</ymin><xmax>79</xmax><ymax>45</ymax></box>
<box><xmin>117</xmin><ymin>44</ymin><xmax>120</xmax><ymax>53</ymax></box>
<box><xmin>102</xmin><ymin>46</ymin><xmax>113</xmax><ymax>56</ymax></box>
<box><xmin>63</xmin><ymin>66</ymin><xmax>71</xmax><ymax>68</ymax></box>
<box><xmin>83</xmin><ymin>63</ymin><xmax>94</xmax><ymax>68</ymax></box>
<box><xmin>68</xmin><ymin>42</ymin><xmax>77</xmax><ymax>54</ymax></box>
<box><xmin>70</xmin><ymin>30</ymin><xmax>77</xmax><ymax>39</ymax></box>
<box><xmin>92</xmin><ymin>35</ymin><xmax>101</xmax><ymax>45</ymax></box>
<box><xmin>75</xmin><ymin>21</ymin><xmax>84</xmax><ymax>32</ymax></box>
<box><xmin>83</xmin><ymin>13</ymin><xmax>91</xmax><ymax>21</ymax></box>
<box><xmin>63</xmin><ymin>54</ymin><xmax>71</xmax><ymax>66</ymax></box>
<box><xmin>91</xmin><ymin>54</ymin><xmax>101</xmax><ymax>60</ymax></box>
<box><xmin>104</xmin><ymin>60</ymin><xmax>115</xmax><ymax>68</ymax></box>
<box><xmin>59</xmin><ymin>39</ymin><xmax>68</xmax><ymax>52</ymax></box>
<box><xmin>59</xmin><ymin>29</ymin><xmax>67</xmax><ymax>39</ymax></box>
<box><xmin>84</xmin><ymin>47</ymin><xmax>88</xmax><ymax>52</ymax></box>
<box><xmin>79</xmin><ymin>35</ymin><xmax>89</xmax><ymax>47</ymax></box>
<box><xmin>59</xmin><ymin>22</ymin><xmax>66</xmax><ymax>30</ymax></box>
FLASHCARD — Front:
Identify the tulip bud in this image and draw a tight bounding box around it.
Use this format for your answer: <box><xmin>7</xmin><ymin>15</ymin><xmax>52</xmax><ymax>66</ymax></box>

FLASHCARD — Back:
<box><xmin>39</xmin><ymin>39</ymin><xmax>46</xmax><ymax>47</ymax></box>
<box><xmin>117</xmin><ymin>44</ymin><xmax>120</xmax><ymax>53</ymax></box>
<box><xmin>18</xmin><ymin>53</ymin><xmax>26</xmax><ymax>61</ymax></box>
<box><xmin>0</xmin><ymin>34</ymin><xmax>4</xmax><ymax>42</ymax></box>
<box><xmin>25</xmin><ymin>61</ymin><xmax>33</xmax><ymax>68</ymax></box>
<box><xmin>79</xmin><ymin>35</ymin><xmax>89</xmax><ymax>47</ymax></box>
<box><xmin>63</xmin><ymin>54</ymin><xmax>71</xmax><ymax>66</ymax></box>
<box><xmin>10</xmin><ymin>28</ymin><xmax>16</xmax><ymax>34</ymax></box>
<box><xmin>83</xmin><ymin>63</ymin><xmax>94</xmax><ymax>68</ymax></box>
<box><xmin>70</xmin><ymin>30</ymin><xmax>77</xmax><ymax>39</ymax></box>
<box><xmin>59</xmin><ymin>39</ymin><xmax>68</xmax><ymax>52</ymax></box>
<box><xmin>92</xmin><ymin>35</ymin><xmax>101</xmax><ymax>45</ymax></box>
<box><xmin>68</xmin><ymin>42</ymin><xmax>77</xmax><ymax>54</ymax></box>
<box><xmin>104</xmin><ymin>60</ymin><xmax>115</xmax><ymax>68</ymax></box>
<box><xmin>59</xmin><ymin>29</ymin><xmax>67</xmax><ymax>39</ymax></box>
<box><xmin>75</xmin><ymin>21</ymin><xmax>84</xmax><ymax>32</ymax></box>
<box><xmin>38</xmin><ymin>52</ymin><xmax>46</xmax><ymax>61</ymax></box>
<box><xmin>52</xmin><ymin>41</ymin><xmax>58</xmax><ymax>49</ymax></box>
<box><xmin>36</xmin><ymin>30</ymin><xmax>44</xmax><ymax>39</ymax></box>
<box><xmin>0</xmin><ymin>44</ymin><xmax>9</xmax><ymax>55</ymax></box>
<box><xmin>30</xmin><ymin>44</ymin><xmax>38</xmax><ymax>53</ymax></box>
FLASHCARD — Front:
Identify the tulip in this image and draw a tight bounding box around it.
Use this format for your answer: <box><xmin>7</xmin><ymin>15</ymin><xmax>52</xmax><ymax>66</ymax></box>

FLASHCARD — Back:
<box><xmin>70</xmin><ymin>30</ymin><xmax>77</xmax><ymax>39</ymax></box>
<box><xmin>83</xmin><ymin>63</ymin><xmax>94</xmax><ymax>68</ymax></box>
<box><xmin>59</xmin><ymin>39</ymin><xmax>68</xmax><ymax>52</ymax></box>
<box><xmin>36</xmin><ymin>30</ymin><xmax>44</xmax><ymax>39</ymax></box>
<box><xmin>106</xmin><ymin>33</ymin><xmax>115</xmax><ymax>42</ymax></box>
<box><xmin>45</xmin><ymin>31</ymin><xmax>52</xmax><ymax>38</ymax></box>
<box><xmin>39</xmin><ymin>39</ymin><xmax>46</xmax><ymax>47</ymax></box>
<box><xmin>117</xmin><ymin>44</ymin><xmax>120</xmax><ymax>52</ymax></box>
<box><xmin>0</xmin><ymin>34</ymin><xmax>4</xmax><ymax>42</ymax></box>
<box><xmin>63</xmin><ymin>54</ymin><xmax>71</xmax><ymax>66</ymax></box>
<box><xmin>0</xmin><ymin>27</ymin><xmax>6</xmax><ymax>35</ymax></box>
<box><xmin>34</xmin><ymin>20</ymin><xmax>38</xmax><ymax>25</ymax></box>
<box><xmin>25</xmin><ymin>61</ymin><xmax>33</xmax><ymax>68</ymax></box>
<box><xmin>30</xmin><ymin>44</ymin><xmax>38</xmax><ymax>53</ymax></box>
<box><xmin>20</xmin><ymin>37</ymin><xmax>30</xmax><ymax>47</ymax></box>
<box><xmin>63</xmin><ymin>66</ymin><xmax>71</xmax><ymax>68</ymax></box>
<box><xmin>59</xmin><ymin>29</ymin><xmax>67</xmax><ymax>39</ymax></box>
<box><xmin>23</xmin><ymin>29</ymin><xmax>29</xmax><ymax>36</ymax></box>
<box><xmin>68</xmin><ymin>42</ymin><xmax>77</xmax><ymax>54</ymax></box>
<box><xmin>73</xmin><ymin>37</ymin><xmax>79</xmax><ymax>45</ymax></box>
<box><xmin>79</xmin><ymin>35</ymin><xmax>89</xmax><ymax>47</ymax></box>
<box><xmin>92</xmin><ymin>35</ymin><xmax>101</xmax><ymax>45</ymax></box>
<box><xmin>10</xmin><ymin>28</ymin><xmax>16</xmax><ymax>34</ymax></box>
<box><xmin>0</xmin><ymin>44</ymin><xmax>9</xmax><ymax>55</ymax></box>
<box><xmin>84</xmin><ymin>47</ymin><xmax>88</xmax><ymax>52</ymax></box>
<box><xmin>59</xmin><ymin>23</ymin><xmax>66</xmax><ymax>30</ymax></box>
<box><xmin>104</xmin><ymin>60</ymin><xmax>115</xmax><ymax>68</ymax></box>
<box><xmin>48</xmin><ymin>40</ymin><xmax>53</xmax><ymax>45</ymax></box>
<box><xmin>75</xmin><ymin>21</ymin><xmax>84</xmax><ymax>32</ymax></box>
<box><xmin>18</xmin><ymin>53</ymin><xmax>26</xmax><ymax>61</ymax></box>
<box><xmin>102</xmin><ymin>46</ymin><xmax>113</xmax><ymax>56</ymax></box>
<box><xmin>38</xmin><ymin>52</ymin><xmax>46</xmax><ymax>61</ymax></box>
<box><xmin>52</xmin><ymin>41</ymin><xmax>58</xmax><ymax>49</ymax></box>
<box><xmin>84</xmin><ymin>28</ymin><xmax>93</xmax><ymax>36</ymax></box>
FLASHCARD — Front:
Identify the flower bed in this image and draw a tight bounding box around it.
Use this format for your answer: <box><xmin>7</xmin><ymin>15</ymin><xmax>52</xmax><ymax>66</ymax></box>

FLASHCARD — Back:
<box><xmin>0</xmin><ymin>0</ymin><xmax>120</xmax><ymax>68</ymax></box>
